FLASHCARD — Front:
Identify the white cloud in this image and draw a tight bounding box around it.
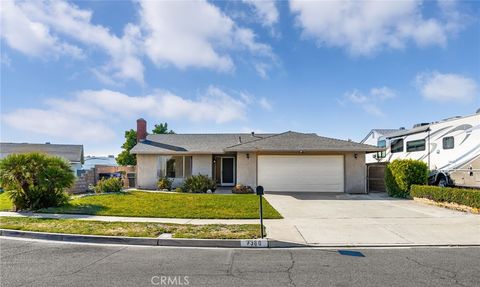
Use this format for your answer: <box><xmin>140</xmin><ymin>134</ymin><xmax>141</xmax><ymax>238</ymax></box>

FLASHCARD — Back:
<box><xmin>243</xmin><ymin>0</ymin><xmax>279</xmax><ymax>27</ymax></box>
<box><xmin>1</xmin><ymin>0</ymin><xmax>143</xmax><ymax>83</ymax></box>
<box><xmin>340</xmin><ymin>87</ymin><xmax>397</xmax><ymax>116</ymax></box>
<box><xmin>139</xmin><ymin>0</ymin><xmax>272</xmax><ymax>72</ymax></box>
<box><xmin>2</xmin><ymin>86</ymin><xmax>266</xmax><ymax>142</ymax></box>
<box><xmin>258</xmin><ymin>97</ymin><xmax>272</xmax><ymax>111</ymax></box>
<box><xmin>289</xmin><ymin>0</ymin><xmax>465</xmax><ymax>55</ymax></box>
<box><xmin>1</xmin><ymin>53</ymin><xmax>12</xmax><ymax>66</ymax></box>
<box><xmin>1</xmin><ymin>0</ymin><xmax>273</xmax><ymax>82</ymax></box>
<box><xmin>0</xmin><ymin>1</ymin><xmax>83</xmax><ymax>59</ymax></box>
<box><xmin>416</xmin><ymin>71</ymin><xmax>478</xmax><ymax>102</ymax></box>
<box><xmin>3</xmin><ymin>109</ymin><xmax>115</xmax><ymax>142</ymax></box>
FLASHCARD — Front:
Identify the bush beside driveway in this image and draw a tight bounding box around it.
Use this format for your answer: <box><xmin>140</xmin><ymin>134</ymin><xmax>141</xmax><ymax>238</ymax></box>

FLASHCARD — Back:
<box><xmin>411</xmin><ymin>185</ymin><xmax>480</xmax><ymax>213</ymax></box>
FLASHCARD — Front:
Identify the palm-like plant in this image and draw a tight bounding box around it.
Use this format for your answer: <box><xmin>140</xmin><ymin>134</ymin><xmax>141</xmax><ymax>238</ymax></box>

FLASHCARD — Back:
<box><xmin>0</xmin><ymin>153</ymin><xmax>74</xmax><ymax>210</ymax></box>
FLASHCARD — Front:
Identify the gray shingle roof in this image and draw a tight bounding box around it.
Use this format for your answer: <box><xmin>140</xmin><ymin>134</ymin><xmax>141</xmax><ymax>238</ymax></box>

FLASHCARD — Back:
<box><xmin>0</xmin><ymin>143</ymin><xmax>84</xmax><ymax>163</ymax></box>
<box><xmin>131</xmin><ymin>131</ymin><xmax>381</xmax><ymax>154</ymax></box>
<box><xmin>225</xmin><ymin>131</ymin><xmax>381</xmax><ymax>152</ymax></box>
<box><xmin>130</xmin><ymin>133</ymin><xmax>274</xmax><ymax>154</ymax></box>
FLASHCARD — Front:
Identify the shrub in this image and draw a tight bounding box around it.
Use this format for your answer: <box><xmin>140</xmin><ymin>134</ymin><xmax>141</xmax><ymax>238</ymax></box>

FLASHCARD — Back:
<box><xmin>157</xmin><ymin>177</ymin><xmax>173</xmax><ymax>190</ymax></box>
<box><xmin>94</xmin><ymin>178</ymin><xmax>123</xmax><ymax>194</ymax></box>
<box><xmin>0</xmin><ymin>153</ymin><xmax>74</xmax><ymax>210</ymax></box>
<box><xmin>385</xmin><ymin>159</ymin><xmax>428</xmax><ymax>198</ymax></box>
<box><xmin>174</xmin><ymin>187</ymin><xmax>184</xmax><ymax>193</ymax></box>
<box><xmin>231</xmin><ymin>184</ymin><xmax>254</xmax><ymax>194</ymax></box>
<box><xmin>182</xmin><ymin>174</ymin><xmax>217</xmax><ymax>193</ymax></box>
<box><xmin>411</xmin><ymin>185</ymin><xmax>480</xmax><ymax>209</ymax></box>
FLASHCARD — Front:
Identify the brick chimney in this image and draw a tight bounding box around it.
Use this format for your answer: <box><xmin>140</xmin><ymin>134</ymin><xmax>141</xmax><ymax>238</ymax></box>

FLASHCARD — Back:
<box><xmin>136</xmin><ymin>118</ymin><xmax>147</xmax><ymax>142</ymax></box>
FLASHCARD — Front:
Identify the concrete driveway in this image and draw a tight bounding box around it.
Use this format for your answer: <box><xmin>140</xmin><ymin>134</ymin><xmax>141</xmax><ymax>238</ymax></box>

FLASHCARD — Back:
<box><xmin>264</xmin><ymin>192</ymin><xmax>480</xmax><ymax>246</ymax></box>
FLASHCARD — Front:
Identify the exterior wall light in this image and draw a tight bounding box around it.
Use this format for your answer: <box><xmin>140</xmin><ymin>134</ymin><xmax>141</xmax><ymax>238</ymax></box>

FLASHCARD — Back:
<box><xmin>246</xmin><ymin>153</ymin><xmax>250</xmax><ymax>159</ymax></box>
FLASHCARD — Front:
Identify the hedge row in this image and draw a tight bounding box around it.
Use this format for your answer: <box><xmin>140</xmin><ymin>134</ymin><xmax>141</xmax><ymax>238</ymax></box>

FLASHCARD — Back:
<box><xmin>410</xmin><ymin>185</ymin><xmax>480</xmax><ymax>209</ymax></box>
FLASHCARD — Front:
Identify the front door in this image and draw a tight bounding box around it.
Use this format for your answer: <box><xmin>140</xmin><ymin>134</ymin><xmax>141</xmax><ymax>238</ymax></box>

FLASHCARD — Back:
<box><xmin>221</xmin><ymin>157</ymin><xmax>235</xmax><ymax>186</ymax></box>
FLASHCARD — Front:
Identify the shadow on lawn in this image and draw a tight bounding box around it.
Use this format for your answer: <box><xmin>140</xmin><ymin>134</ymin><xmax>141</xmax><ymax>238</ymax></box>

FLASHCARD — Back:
<box><xmin>39</xmin><ymin>203</ymin><xmax>108</xmax><ymax>215</ymax></box>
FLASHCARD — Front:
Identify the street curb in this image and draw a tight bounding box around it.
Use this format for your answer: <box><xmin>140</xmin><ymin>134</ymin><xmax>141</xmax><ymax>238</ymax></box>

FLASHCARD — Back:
<box><xmin>0</xmin><ymin>229</ymin><xmax>267</xmax><ymax>248</ymax></box>
<box><xmin>2</xmin><ymin>229</ymin><xmax>480</xmax><ymax>248</ymax></box>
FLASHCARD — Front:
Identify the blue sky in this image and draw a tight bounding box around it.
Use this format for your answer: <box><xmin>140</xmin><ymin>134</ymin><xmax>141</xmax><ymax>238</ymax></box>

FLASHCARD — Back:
<box><xmin>1</xmin><ymin>0</ymin><xmax>479</xmax><ymax>155</ymax></box>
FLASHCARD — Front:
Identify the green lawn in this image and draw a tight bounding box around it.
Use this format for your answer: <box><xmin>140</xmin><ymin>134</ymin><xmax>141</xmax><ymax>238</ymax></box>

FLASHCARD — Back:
<box><xmin>0</xmin><ymin>216</ymin><xmax>263</xmax><ymax>239</ymax></box>
<box><xmin>39</xmin><ymin>191</ymin><xmax>282</xmax><ymax>219</ymax></box>
<box><xmin>0</xmin><ymin>192</ymin><xmax>13</xmax><ymax>211</ymax></box>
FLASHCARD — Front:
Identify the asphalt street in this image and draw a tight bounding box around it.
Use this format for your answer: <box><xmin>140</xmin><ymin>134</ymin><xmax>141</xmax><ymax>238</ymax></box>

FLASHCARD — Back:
<box><xmin>1</xmin><ymin>238</ymin><xmax>479</xmax><ymax>287</ymax></box>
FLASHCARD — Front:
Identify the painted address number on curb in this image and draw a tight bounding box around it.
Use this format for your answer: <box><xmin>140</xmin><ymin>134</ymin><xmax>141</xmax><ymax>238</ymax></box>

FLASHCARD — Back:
<box><xmin>241</xmin><ymin>239</ymin><xmax>268</xmax><ymax>248</ymax></box>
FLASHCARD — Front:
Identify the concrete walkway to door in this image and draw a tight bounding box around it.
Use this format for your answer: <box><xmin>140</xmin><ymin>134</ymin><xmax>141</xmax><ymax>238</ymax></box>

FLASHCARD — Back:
<box><xmin>263</xmin><ymin>192</ymin><xmax>480</xmax><ymax>246</ymax></box>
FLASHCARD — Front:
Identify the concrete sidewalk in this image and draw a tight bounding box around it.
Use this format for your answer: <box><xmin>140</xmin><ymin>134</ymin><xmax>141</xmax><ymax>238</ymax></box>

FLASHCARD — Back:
<box><xmin>0</xmin><ymin>212</ymin><xmax>261</xmax><ymax>225</ymax></box>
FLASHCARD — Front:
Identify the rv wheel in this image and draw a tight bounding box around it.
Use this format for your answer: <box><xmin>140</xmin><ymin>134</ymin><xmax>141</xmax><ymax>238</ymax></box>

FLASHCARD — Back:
<box><xmin>437</xmin><ymin>177</ymin><xmax>447</xmax><ymax>187</ymax></box>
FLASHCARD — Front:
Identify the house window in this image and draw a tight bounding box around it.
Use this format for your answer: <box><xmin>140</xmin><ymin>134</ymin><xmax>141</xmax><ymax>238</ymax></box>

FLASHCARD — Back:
<box><xmin>162</xmin><ymin>156</ymin><xmax>192</xmax><ymax>178</ymax></box>
<box><xmin>376</xmin><ymin>139</ymin><xmax>386</xmax><ymax>158</ymax></box>
<box><xmin>391</xmin><ymin>139</ymin><xmax>404</xmax><ymax>153</ymax></box>
<box><xmin>406</xmin><ymin>139</ymin><xmax>426</xmax><ymax>152</ymax></box>
<box><xmin>443</xmin><ymin>137</ymin><xmax>454</xmax><ymax>149</ymax></box>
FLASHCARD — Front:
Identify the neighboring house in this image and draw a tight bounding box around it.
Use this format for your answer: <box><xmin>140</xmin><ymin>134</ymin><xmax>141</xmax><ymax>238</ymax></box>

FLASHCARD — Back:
<box><xmin>0</xmin><ymin>142</ymin><xmax>84</xmax><ymax>176</ymax></box>
<box><xmin>131</xmin><ymin>119</ymin><xmax>381</xmax><ymax>193</ymax></box>
<box><xmin>361</xmin><ymin>129</ymin><xmax>401</xmax><ymax>164</ymax></box>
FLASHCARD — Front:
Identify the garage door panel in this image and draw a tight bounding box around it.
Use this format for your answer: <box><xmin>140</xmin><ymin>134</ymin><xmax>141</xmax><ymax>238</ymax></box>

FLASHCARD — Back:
<box><xmin>258</xmin><ymin>155</ymin><xmax>344</xmax><ymax>192</ymax></box>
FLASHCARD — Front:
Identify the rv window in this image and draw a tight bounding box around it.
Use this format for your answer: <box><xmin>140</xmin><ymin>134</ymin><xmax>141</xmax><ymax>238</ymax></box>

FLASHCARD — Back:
<box><xmin>391</xmin><ymin>139</ymin><xmax>404</xmax><ymax>153</ymax></box>
<box><xmin>443</xmin><ymin>137</ymin><xmax>454</xmax><ymax>149</ymax></box>
<box><xmin>377</xmin><ymin>140</ymin><xmax>386</xmax><ymax>158</ymax></box>
<box><xmin>406</xmin><ymin>139</ymin><xmax>426</xmax><ymax>152</ymax></box>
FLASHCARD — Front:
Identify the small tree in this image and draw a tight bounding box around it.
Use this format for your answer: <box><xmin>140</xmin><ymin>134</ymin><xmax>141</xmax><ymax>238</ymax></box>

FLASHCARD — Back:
<box><xmin>116</xmin><ymin>129</ymin><xmax>137</xmax><ymax>166</ymax></box>
<box><xmin>152</xmin><ymin>123</ymin><xmax>175</xmax><ymax>134</ymax></box>
<box><xmin>0</xmin><ymin>153</ymin><xmax>74</xmax><ymax>210</ymax></box>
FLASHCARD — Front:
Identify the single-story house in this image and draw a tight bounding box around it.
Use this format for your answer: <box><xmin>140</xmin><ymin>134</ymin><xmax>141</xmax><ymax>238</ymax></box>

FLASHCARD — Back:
<box><xmin>0</xmin><ymin>142</ymin><xmax>84</xmax><ymax>176</ymax></box>
<box><xmin>131</xmin><ymin>119</ymin><xmax>381</xmax><ymax>193</ymax></box>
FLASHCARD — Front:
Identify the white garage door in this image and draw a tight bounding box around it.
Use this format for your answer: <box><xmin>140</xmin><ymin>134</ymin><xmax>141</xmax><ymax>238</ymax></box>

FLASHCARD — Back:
<box><xmin>257</xmin><ymin>155</ymin><xmax>344</xmax><ymax>192</ymax></box>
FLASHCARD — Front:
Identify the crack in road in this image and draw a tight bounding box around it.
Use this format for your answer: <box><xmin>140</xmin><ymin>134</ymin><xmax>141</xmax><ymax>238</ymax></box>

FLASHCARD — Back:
<box><xmin>15</xmin><ymin>246</ymin><xmax>127</xmax><ymax>287</ymax></box>
<box><xmin>405</xmin><ymin>256</ymin><xmax>473</xmax><ymax>287</ymax></box>
<box><xmin>287</xmin><ymin>250</ymin><xmax>296</xmax><ymax>287</ymax></box>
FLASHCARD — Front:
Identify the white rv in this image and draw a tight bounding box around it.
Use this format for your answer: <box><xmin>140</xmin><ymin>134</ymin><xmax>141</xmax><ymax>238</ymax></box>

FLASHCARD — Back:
<box><xmin>362</xmin><ymin>110</ymin><xmax>480</xmax><ymax>188</ymax></box>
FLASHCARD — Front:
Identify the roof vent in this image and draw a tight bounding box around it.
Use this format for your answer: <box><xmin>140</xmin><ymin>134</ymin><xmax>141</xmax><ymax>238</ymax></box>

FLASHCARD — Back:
<box><xmin>476</xmin><ymin>108</ymin><xmax>480</xmax><ymax>114</ymax></box>
<box><xmin>238</xmin><ymin>136</ymin><xmax>242</xmax><ymax>144</ymax></box>
<box><xmin>399</xmin><ymin>127</ymin><xmax>405</xmax><ymax>130</ymax></box>
<box><xmin>45</xmin><ymin>142</ymin><xmax>51</xmax><ymax>144</ymax></box>
<box><xmin>251</xmin><ymin>132</ymin><xmax>255</xmax><ymax>136</ymax></box>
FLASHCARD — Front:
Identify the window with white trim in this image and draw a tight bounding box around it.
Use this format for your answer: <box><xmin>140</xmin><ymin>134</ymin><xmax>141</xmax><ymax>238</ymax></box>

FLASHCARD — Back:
<box><xmin>159</xmin><ymin>156</ymin><xmax>192</xmax><ymax>178</ymax></box>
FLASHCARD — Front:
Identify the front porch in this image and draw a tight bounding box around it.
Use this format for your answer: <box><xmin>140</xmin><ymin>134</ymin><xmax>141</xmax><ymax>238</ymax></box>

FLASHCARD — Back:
<box><xmin>212</xmin><ymin>154</ymin><xmax>237</xmax><ymax>187</ymax></box>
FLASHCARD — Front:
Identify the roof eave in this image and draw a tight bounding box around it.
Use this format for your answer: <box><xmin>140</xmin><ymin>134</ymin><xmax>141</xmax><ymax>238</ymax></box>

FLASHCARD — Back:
<box><xmin>224</xmin><ymin>148</ymin><xmax>384</xmax><ymax>153</ymax></box>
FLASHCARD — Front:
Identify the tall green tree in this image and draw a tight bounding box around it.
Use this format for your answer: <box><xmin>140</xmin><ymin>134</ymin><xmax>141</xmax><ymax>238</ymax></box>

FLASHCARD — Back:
<box><xmin>116</xmin><ymin>123</ymin><xmax>175</xmax><ymax>166</ymax></box>
<box><xmin>152</xmin><ymin>122</ymin><xmax>175</xmax><ymax>134</ymax></box>
<box><xmin>116</xmin><ymin>129</ymin><xmax>137</xmax><ymax>166</ymax></box>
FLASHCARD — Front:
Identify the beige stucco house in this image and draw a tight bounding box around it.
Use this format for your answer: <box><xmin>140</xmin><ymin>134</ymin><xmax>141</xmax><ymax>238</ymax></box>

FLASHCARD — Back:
<box><xmin>131</xmin><ymin>119</ymin><xmax>381</xmax><ymax>193</ymax></box>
